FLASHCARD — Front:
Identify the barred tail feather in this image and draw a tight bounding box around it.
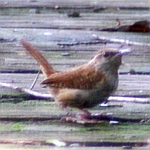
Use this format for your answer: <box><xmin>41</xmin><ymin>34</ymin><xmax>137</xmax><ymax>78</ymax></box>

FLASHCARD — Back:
<box><xmin>21</xmin><ymin>39</ymin><xmax>55</xmax><ymax>78</ymax></box>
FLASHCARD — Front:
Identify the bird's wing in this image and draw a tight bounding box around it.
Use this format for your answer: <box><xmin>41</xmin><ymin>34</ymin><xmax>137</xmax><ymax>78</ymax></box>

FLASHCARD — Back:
<box><xmin>41</xmin><ymin>65</ymin><xmax>105</xmax><ymax>89</ymax></box>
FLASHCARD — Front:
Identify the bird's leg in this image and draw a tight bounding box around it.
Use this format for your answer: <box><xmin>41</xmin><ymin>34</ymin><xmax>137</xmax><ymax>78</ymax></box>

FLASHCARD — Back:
<box><xmin>75</xmin><ymin>109</ymin><xmax>92</xmax><ymax>120</ymax></box>
<box><xmin>64</xmin><ymin>108</ymin><xmax>76</xmax><ymax>117</ymax></box>
<box><xmin>59</xmin><ymin>103</ymin><xmax>76</xmax><ymax>117</ymax></box>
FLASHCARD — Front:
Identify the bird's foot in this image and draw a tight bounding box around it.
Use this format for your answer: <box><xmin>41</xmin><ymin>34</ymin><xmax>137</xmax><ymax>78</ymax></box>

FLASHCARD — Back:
<box><xmin>61</xmin><ymin>111</ymin><xmax>114</xmax><ymax>124</ymax></box>
<box><xmin>60</xmin><ymin>112</ymin><xmax>90</xmax><ymax>123</ymax></box>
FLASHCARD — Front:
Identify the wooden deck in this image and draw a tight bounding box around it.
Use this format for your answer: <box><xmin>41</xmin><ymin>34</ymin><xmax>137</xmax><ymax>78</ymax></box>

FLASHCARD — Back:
<box><xmin>0</xmin><ymin>0</ymin><xmax>150</xmax><ymax>149</ymax></box>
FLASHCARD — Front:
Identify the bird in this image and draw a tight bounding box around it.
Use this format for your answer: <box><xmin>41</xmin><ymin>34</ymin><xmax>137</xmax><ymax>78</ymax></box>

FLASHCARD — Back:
<box><xmin>21</xmin><ymin>39</ymin><xmax>130</xmax><ymax>119</ymax></box>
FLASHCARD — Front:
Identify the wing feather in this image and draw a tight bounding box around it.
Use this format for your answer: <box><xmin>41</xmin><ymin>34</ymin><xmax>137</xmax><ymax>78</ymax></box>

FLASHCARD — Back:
<box><xmin>41</xmin><ymin>65</ymin><xmax>105</xmax><ymax>89</ymax></box>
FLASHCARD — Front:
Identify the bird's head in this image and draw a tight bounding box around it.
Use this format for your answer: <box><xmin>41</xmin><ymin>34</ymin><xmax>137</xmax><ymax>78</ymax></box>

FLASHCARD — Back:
<box><xmin>89</xmin><ymin>47</ymin><xmax>131</xmax><ymax>72</ymax></box>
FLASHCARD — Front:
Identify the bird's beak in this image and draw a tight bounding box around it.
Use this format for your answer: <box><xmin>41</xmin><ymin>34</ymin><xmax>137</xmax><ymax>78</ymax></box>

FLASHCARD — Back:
<box><xmin>119</xmin><ymin>48</ymin><xmax>131</xmax><ymax>55</ymax></box>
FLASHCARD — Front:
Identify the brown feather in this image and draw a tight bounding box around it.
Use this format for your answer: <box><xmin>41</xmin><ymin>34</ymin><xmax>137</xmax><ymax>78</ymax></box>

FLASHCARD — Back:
<box><xmin>21</xmin><ymin>39</ymin><xmax>55</xmax><ymax>78</ymax></box>
<box><xmin>41</xmin><ymin>64</ymin><xmax>105</xmax><ymax>89</ymax></box>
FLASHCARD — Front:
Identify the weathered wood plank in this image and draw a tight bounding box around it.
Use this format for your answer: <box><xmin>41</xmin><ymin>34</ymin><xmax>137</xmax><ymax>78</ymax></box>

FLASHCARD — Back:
<box><xmin>0</xmin><ymin>9</ymin><xmax>149</xmax><ymax>29</ymax></box>
<box><xmin>0</xmin><ymin>0</ymin><xmax>149</xmax><ymax>8</ymax></box>
<box><xmin>0</xmin><ymin>96</ymin><xmax>150</xmax><ymax>148</ymax></box>
<box><xmin>0</xmin><ymin>146</ymin><xmax>149</xmax><ymax>150</ymax></box>
<box><xmin>0</xmin><ymin>29</ymin><xmax>150</xmax><ymax>73</ymax></box>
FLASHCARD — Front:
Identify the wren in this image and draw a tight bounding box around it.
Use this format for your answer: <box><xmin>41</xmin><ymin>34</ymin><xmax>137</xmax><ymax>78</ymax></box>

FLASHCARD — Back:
<box><xmin>21</xmin><ymin>40</ymin><xmax>130</xmax><ymax>120</ymax></box>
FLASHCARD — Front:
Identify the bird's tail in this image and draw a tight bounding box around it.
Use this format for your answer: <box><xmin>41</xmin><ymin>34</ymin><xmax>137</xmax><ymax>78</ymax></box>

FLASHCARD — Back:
<box><xmin>21</xmin><ymin>39</ymin><xmax>55</xmax><ymax>78</ymax></box>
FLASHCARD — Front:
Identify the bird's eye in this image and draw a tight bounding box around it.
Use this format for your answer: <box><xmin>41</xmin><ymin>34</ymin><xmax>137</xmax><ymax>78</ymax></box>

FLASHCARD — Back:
<box><xmin>104</xmin><ymin>52</ymin><xmax>110</xmax><ymax>57</ymax></box>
